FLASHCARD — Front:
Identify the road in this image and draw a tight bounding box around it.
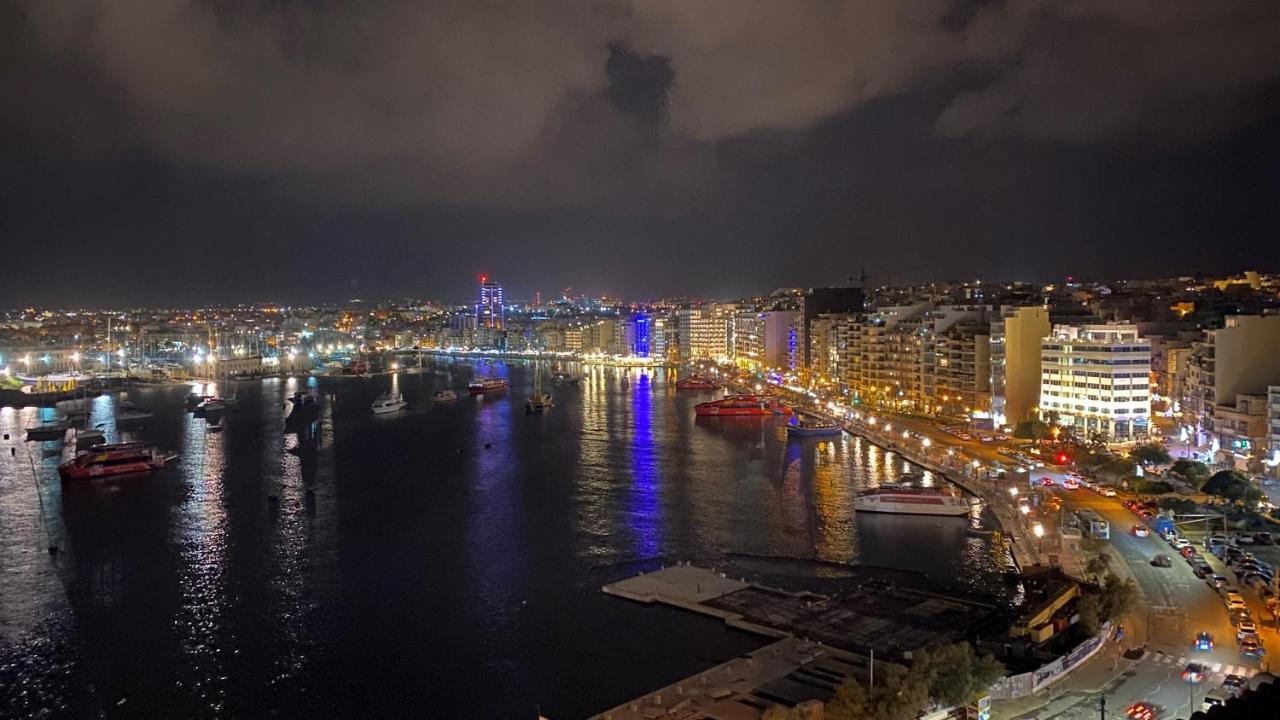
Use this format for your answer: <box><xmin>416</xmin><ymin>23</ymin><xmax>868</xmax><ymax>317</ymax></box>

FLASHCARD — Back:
<box><xmin>718</xmin><ymin>370</ymin><xmax>1276</xmax><ymax>718</ymax></box>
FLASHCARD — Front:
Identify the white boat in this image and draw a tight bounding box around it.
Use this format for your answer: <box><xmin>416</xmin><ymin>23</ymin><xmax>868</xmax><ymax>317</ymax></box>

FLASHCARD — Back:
<box><xmin>116</xmin><ymin>404</ymin><xmax>154</xmax><ymax>427</ymax></box>
<box><xmin>526</xmin><ymin>363</ymin><xmax>553</xmax><ymax>413</ymax></box>
<box><xmin>526</xmin><ymin>393</ymin><xmax>554</xmax><ymax>413</ymax></box>
<box><xmin>468</xmin><ymin>377</ymin><xmax>508</xmax><ymax>395</ymax></box>
<box><xmin>75</xmin><ymin>429</ymin><xmax>106</xmax><ymax>449</ymax></box>
<box><xmin>853</xmin><ymin>485</ymin><xmax>972</xmax><ymax>516</ymax></box>
<box><xmin>431</xmin><ymin>389</ymin><xmax>458</xmax><ymax>403</ymax></box>
<box><xmin>371</xmin><ymin>391</ymin><xmax>408</xmax><ymax>414</ymax></box>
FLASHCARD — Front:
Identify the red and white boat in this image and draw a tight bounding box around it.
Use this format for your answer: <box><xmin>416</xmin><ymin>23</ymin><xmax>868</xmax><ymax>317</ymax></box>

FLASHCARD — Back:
<box><xmin>853</xmin><ymin>485</ymin><xmax>972</xmax><ymax>516</ymax></box>
<box><xmin>694</xmin><ymin>394</ymin><xmax>792</xmax><ymax>417</ymax></box>
<box><xmin>58</xmin><ymin>442</ymin><xmax>166</xmax><ymax>481</ymax></box>
<box><xmin>675</xmin><ymin>375</ymin><xmax>717</xmax><ymax>390</ymax></box>
<box><xmin>468</xmin><ymin>377</ymin><xmax>508</xmax><ymax>395</ymax></box>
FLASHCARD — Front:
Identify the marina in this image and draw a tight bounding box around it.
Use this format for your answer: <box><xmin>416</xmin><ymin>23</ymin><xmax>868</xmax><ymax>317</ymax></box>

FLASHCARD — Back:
<box><xmin>2</xmin><ymin>359</ymin><xmax>1010</xmax><ymax>718</ymax></box>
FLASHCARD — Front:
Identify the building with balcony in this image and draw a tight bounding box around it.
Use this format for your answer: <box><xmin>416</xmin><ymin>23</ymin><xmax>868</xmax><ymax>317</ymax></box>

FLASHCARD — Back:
<box><xmin>733</xmin><ymin>310</ymin><xmax>801</xmax><ymax>371</ymax></box>
<box><xmin>992</xmin><ymin>306</ymin><xmax>1051</xmax><ymax>427</ymax></box>
<box><xmin>1040</xmin><ymin>323</ymin><xmax>1151</xmax><ymax>443</ymax></box>
<box><xmin>1179</xmin><ymin>315</ymin><xmax>1280</xmax><ymax>451</ymax></box>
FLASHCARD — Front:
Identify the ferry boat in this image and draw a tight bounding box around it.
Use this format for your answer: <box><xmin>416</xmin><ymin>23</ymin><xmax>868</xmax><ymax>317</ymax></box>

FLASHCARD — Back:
<box><xmin>468</xmin><ymin>377</ymin><xmax>508</xmax><ymax>395</ymax></box>
<box><xmin>853</xmin><ymin>485</ymin><xmax>972</xmax><ymax>516</ymax></box>
<box><xmin>58</xmin><ymin>442</ymin><xmax>166</xmax><ymax>481</ymax></box>
<box><xmin>675</xmin><ymin>375</ymin><xmax>717</xmax><ymax>390</ymax></box>
<box><xmin>786</xmin><ymin>413</ymin><xmax>843</xmax><ymax>437</ymax></box>
<box><xmin>693</xmin><ymin>394</ymin><xmax>792</xmax><ymax>417</ymax></box>
<box><xmin>431</xmin><ymin>389</ymin><xmax>458</xmax><ymax>403</ymax></box>
<box><xmin>371</xmin><ymin>391</ymin><xmax>408</xmax><ymax>414</ymax></box>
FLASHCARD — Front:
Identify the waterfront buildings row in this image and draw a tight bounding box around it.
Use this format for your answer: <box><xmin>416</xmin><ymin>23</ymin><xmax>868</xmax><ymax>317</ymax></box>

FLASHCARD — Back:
<box><xmin>3</xmin><ymin>271</ymin><xmax>1279</xmax><ymax>470</ymax></box>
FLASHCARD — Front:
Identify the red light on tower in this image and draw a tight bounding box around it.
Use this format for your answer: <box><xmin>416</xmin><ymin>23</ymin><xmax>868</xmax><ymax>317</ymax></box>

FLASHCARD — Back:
<box><xmin>479</xmin><ymin>274</ymin><xmax>487</xmax><ymax>283</ymax></box>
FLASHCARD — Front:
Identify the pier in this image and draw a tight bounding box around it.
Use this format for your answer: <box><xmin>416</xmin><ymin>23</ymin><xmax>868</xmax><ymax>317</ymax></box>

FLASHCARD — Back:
<box><xmin>594</xmin><ymin>564</ymin><xmax>1007</xmax><ymax>718</ymax></box>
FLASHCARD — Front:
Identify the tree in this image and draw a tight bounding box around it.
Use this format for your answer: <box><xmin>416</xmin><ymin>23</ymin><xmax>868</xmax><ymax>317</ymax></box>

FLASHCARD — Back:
<box><xmin>1013</xmin><ymin>420</ymin><xmax>1050</xmax><ymax>441</ymax></box>
<box><xmin>910</xmin><ymin>642</ymin><xmax>1006</xmax><ymax>707</ymax></box>
<box><xmin>1156</xmin><ymin>497</ymin><xmax>1198</xmax><ymax>515</ymax></box>
<box><xmin>1169</xmin><ymin>459</ymin><xmax>1211</xmax><ymax>490</ymax></box>
<box><xmin>1076</xmin><ymin>574</ymin><xmax>1138</xmax><ymax>636</ymax></box>
<box><xmin>1130</xmin><ymin>442</ymin><xmax>1171</xmax><ymax>468</ymax></box>
<box><xmin>1076</xmin><ymin>590</ymin><xmax>1104</xmax><ymax>635</ymax></box>
<box><xmin>826</xmin><ymin>664</ymin><xmax>929</xmax><ymax>720</ymax></box>
<box><xmin>1203</xmin><ymin>470</ymin><xmax>1264</xmax><ymax>508</ymax></box>
<box><xmin>1085</xmin><ymin>553</ymin><xmax>1111</xmax><ymax>581</ymax></box>
<box><xmin>1132</xmin><ymin>479</ymin><xmax>1174</xmax><ymax>495</ymax></box>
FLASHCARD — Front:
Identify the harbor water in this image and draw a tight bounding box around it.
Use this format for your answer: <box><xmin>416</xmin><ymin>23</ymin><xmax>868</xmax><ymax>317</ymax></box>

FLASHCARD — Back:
<box><xmin>0</xmin><ymin>359</ymin><xmax>1008</xmax><ymax>718</ymax></box>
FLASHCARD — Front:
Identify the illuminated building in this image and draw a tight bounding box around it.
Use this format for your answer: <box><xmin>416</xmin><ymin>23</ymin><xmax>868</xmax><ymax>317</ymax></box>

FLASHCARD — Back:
<box><xmin>476</xmin><ymin>276</ymin><xmax>504</xmax><ymax>329</ymax></box>
<box><xmin>1040</xmin><ymin>323</ymin><xmax>1150</xmax><ymax>442</ymax></box>
<box><xmin>733</xmin><ymin>310</ymin><xmax>801</xmax><ymax>372</ymax></box>
<box><xmin>1180</xmin><ymin>315</ymin><xmax>1280</xmax><ymax>458</ymax></box>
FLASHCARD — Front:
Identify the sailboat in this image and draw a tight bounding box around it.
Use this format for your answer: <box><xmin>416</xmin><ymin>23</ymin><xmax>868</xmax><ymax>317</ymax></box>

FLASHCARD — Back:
<box><xmin>526</xmin><ymin>362</ymin><xmax>553</xmax><ymax>413</ymax></box>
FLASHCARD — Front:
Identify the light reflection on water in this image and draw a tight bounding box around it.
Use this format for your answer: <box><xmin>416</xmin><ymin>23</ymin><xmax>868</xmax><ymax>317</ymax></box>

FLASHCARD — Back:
<box><xmin>1</xmin><ymin>360</ymin><xmax>1007</xmax><ymax>718</ymax></box>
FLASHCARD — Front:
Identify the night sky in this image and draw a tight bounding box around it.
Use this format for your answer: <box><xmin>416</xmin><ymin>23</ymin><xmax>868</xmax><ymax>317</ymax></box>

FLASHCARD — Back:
<box><xmin>2</xmin><ymin>1</ymin><xmax>1279</xmax><ymax>307</ymax></box>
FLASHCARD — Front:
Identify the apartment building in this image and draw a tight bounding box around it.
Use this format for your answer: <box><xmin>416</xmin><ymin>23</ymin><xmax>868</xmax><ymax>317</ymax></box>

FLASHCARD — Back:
<box><xmin>1179</xmin><ymin>315</ymin><xmax>1280</xmax><ymax>458</ymax></box>
<box><xmin>991</xmin><ymin>306</ymin><xmax>1051</xmax><ymax>427</ymax></box>
<box><xmin>1040</xmin><ymin>323</ymin><xmax>1151</xmax><ymax>443</ymax></box>
<box><xmin>733</xmin><ymin>310</ymin><xmax>802</xmax><ymax>371</ymax></box>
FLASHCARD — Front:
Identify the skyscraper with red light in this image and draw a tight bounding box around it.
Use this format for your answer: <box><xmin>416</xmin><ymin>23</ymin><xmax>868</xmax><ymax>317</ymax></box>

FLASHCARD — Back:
<box><xmin>476</xmin><ymin>275</ymin><xmax>504</xmax><ymax>329</ymax></box>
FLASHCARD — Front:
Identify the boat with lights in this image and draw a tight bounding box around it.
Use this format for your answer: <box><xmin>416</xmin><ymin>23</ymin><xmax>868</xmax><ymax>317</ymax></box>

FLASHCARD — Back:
<box><xmin>853</xmin><ymin>484</ymin><xmax>971</xmax><ymax>516</ymax></box>
<box><xmin>58</xmin><ymin>441</ymin><xmax>166</xmax><ymax>481</ymax></box>
<box><xmin>786</xmin><ymin>413</ymin><xmax>843</xmax><ymax>437</ymax></box>
<box><xmin>675</xmin><ymin>375</ymin><xmax>717</xmax><ymax>390</ymax></box>
<box><xmin>694</xmin><ymin>394</ymin><xmax>792</xmax><ymax>417</ymax></box>
<box><xmin>371</xmin><ymin>391</ymin><xmax>408</xmax><ymax>414</ymax></box>
<box><xmin>468</xmin><ymin>377</ymin><xmax>508</xmax><ymax>395</ymax></box>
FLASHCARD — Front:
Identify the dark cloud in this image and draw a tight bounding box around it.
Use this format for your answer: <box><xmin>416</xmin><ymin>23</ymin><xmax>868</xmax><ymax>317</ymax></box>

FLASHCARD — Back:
<box><xmin>1</xmin><ymin>1</ymin><xmax>1278</xmax><ymax>305</ymax></box>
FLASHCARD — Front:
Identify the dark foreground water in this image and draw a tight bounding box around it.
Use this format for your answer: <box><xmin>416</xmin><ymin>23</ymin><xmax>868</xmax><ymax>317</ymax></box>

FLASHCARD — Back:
<box><xmin>1</xmin><ymin>359</ymin><xmax>1007</xmax><ymax>719</ymax></box>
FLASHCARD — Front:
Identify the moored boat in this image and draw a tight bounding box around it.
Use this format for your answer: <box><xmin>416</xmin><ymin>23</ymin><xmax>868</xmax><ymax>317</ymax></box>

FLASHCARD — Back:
<box><xmin>431</xmin><ymin>389</ymin><xmax>458</xmax><ymax>403</ymax></box>
<box><xmin>526</xmin><ymin>393</ymin><xmax>553</xmax><ymax>413</ymax></box>
<box><xmin>75</xmin><ymin>429</ymin><xmax>106</xmax><ymax>449</ymax></box>
<box><xmin>853</xmin><ymin>485</ymin><xmax>972</xmax><ymax>516</ymax></box>
<box><xmin>675</xmin><ymin>375</ymin><xmax>717</xmax><ymax>390</ymax></box>
<box><xmin>371</xmin><ymin>391</ymin><xmax>408</xmax><ymax>414</ymax></box>
<box><xmin>786</xmin><ymin>413</ymin><xmax>842</xmax><ymax>437</ymax></box>
<box><xmin>26</xmin><ymin>421</ymin><xmax>68</xmax><ymax>442</ymax></box>
<box><xmin>58</xmin><ymin>442</ymin><xmax>166</xmax><ymax>481</ymax></box>
<box><xmin>468</xmin><ymin>377</ymin><xmax>508</xmax><ymax>395</ymax></box>
<box><xmin>694</xmin><ymin>394</ymin><xmax>791</xmax><ymax>417</ymax></box>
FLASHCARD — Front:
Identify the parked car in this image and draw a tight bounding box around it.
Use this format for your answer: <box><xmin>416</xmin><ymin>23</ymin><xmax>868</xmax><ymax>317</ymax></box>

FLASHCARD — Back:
<box><xmin>1173</xmin><ymin>538</ymin><xmax>1191</xmax><ymax>549</ymax></box>
<box><xmin>1132</xmin><ymin>525</ymin><xmax>1150</xmax><ymax>538</ymax></box>
<box><xmin>1255</xmin><ymin>532</ymin><xmax>1274</xmax><ymax>545</ymax></box>
<box><xmin>1236</xmin><ymin>619</ymin><xmax>1258</xmax><ymax>639</ymax></box>
<box><xmin>1226</xmin><ymin>592</ymin><xmax>1248</xmax><ymax>611</ymax></box>
<box><xmin>1222</xmin><ymin>673</ymin><xmax>1248</xmax><ymax>697</ymax></box>
<box><xmin>1205</xmin><ymin>534</ymin><xmax>1229</xmax><ymax>548</ymax></box>
<box><xmin>1151</xmin><ymin>554</ymin><xmax>1173</xmax><ymax>568</ymax></box>
<box><xmin>1236</xmin><ymin>534</ymin><xmax>1256</xmax><ymax>545</ymax></box>
<box><xmin>1193</xmin><ymin>564</ymin><xmax>1213</xmax><ymax>579</ymax></box>
<box><xmin>1210</xmin><ymin>575</ymin><xmax>1229</xmax><ymax>589</ymax></box>
<box><xmin>1181</xmin><ymin>546</ymin><xmax>1199</xmax><ymax>559</ymax></box>
<box><xmin>1099</xmin><ymin>487</ymin><xmax>1117</xmax><ymax>497</ymax></box>
<box><xmin>1239</xmin><ymin>640</ymin><xmax>1265</xmax><ymax>660</ymax></box>
<box><xmin>1063</xmin><ymin>478</ymin><xmax>1080</xmax><ymax>490</ymax></box>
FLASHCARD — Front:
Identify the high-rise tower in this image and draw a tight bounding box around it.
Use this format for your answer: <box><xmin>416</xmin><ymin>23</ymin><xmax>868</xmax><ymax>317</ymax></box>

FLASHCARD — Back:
<box><xmin>476</xmin><ymin>275</ymin><xmax>504</xmax><ymax>329</ymax></box>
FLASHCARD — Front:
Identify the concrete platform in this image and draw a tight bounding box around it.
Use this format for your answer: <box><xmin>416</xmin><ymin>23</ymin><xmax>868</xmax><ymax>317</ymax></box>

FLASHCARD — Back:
<box><xmin>604</xmin><ymin>564</ymin><xmax>750</xmax><ymax>606</ymax></box>
<box><xmin>589</xmin><ymin>636</ymin><xmax>859</xmax><ymax>720</ymax></box>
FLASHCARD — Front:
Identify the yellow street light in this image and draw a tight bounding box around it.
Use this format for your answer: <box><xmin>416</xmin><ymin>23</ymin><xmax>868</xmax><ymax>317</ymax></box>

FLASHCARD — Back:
<box><xmin>1032</xmin><ymin>523</ymin><xmax>1045</xmax><ymax>539</ymax></box>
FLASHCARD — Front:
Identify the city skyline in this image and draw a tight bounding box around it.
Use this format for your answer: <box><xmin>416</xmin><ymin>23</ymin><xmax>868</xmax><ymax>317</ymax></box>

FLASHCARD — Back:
<box><xmin>3</xmin><ymin>2</ymin><xmax>1279</xmax><ymax>306</ymax></box>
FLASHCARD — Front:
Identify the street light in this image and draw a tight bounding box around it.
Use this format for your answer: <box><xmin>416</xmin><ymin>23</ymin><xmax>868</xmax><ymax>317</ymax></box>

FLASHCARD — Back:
<box><xmin>922</xmin><ymin>438</ymin><xmax>931</xmax><ymax>448</ymax></box>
